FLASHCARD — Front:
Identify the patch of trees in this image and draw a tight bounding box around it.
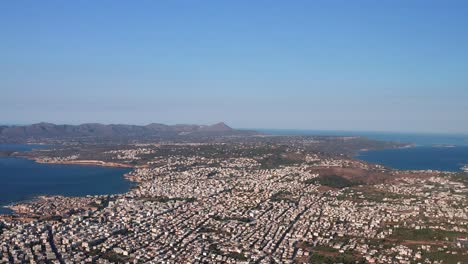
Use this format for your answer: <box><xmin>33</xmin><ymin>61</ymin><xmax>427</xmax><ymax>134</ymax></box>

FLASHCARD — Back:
<box><xmin>304</xmin><ymin>175</ymin><xmax>359</xmax><ymax>189</ymax></box>
<box><xmin>270</xmin><ymin>191</ymin><xmax>298</xmax><ymax>204</ymax></box>
<box><xmin>390</xmin><ymin>227</ymin><xmax>465</xmax><ymax>241</ymax></box>
<box><xmin>310</xmin><ymin>252</ymin><xmax>366</xmax><ymax>264</ymax></box>
<box><xmin>207</xmin><ymin>170</ymin><xmax>218</xmax><ymax>177</ymax></box>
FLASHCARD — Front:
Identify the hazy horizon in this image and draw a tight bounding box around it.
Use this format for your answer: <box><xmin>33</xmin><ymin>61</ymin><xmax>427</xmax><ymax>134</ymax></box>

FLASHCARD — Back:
<box><xmin>2</xmin><ymin>1</ymin><xmax>468</xmax><ymax>133</ymax></box>
<box><xmin>2</xmin><ymin>121</ymin><xmax>468</xmax><ymax>136</ymax></box>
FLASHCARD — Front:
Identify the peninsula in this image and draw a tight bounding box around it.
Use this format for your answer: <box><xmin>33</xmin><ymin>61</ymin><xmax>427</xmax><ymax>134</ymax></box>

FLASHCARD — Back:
<box><xmin>1</xmin><ymin>127</ymin><xmax>466</xmax><ymax>263</ymax></box>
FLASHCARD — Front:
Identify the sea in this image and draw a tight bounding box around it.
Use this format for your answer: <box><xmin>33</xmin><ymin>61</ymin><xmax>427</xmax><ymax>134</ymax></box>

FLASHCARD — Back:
<box><xmin>258</xmin><ymin>129</ymin><xmax>468</xmax><ymax>172</ymax></box>
<box><xmin>2</xmin><ymin>131</ymin><xmax>468</xmax><ymax>214</ymax></box>
<box><xmin>0</xmin><ymin>144</ymin><xmax>133</xmax><ymax>215</ymax></box>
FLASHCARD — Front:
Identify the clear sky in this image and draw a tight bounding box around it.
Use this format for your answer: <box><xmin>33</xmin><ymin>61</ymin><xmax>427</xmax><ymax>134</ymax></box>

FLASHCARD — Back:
<box><xmin>1</xmin><ymin>1</ymin><xmax>467</xmax><ymax>133</ymax></box>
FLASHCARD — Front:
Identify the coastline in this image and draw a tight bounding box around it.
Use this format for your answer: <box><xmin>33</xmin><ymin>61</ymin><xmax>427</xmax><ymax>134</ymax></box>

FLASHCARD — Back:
<box><xmin>7</xmin><ymin>148</ymin><xmax>135</xmax><ymax>169</ymax></box>
<box><xmin>31</xmin><ymin>158</ymin><xmax>134</xmax><ymax>168</ymax></box>
<box><xmin>355</xmin><ymin>145</ymin><xmax>468</xmax><ymax>173</ymax></box>
<box><xmin>0</xmin><ymin>156</ymin><xmax>137</xmax><ymax>217</ymax></box>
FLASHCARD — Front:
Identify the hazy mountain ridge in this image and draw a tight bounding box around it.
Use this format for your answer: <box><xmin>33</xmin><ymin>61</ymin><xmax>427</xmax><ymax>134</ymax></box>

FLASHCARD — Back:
<box><xmin>0</xmin><ymin>122</ymin><xmax>258</xmax><ymax>142</ymax></box>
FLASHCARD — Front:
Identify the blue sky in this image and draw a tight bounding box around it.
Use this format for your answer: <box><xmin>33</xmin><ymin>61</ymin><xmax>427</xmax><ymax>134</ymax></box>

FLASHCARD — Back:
<box><xmin>1</xmin><ymin>1</ymin><xmax>467</xmax><ymax>133</ymax></box>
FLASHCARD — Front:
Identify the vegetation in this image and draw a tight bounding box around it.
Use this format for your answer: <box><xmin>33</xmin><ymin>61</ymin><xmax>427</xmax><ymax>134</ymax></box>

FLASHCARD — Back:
<box><xmin>207</xmin><ymin>244</ymin><xmax>248</xmax><ymax>261</ymax></box>
<box><xmin>312</xmin><ymin>245</ymin><xmax>338</xmax><ymax>253</ymax></box>
<box><xmin>270</xmin><ymin>190</ymin><xmax>298</xmax><ymax>204</ymax></box>
<box><xmin>88</xmin><ymin>197</ymin><xmax>111</xmax><ymax>210</ymax></box>
<box><xmin>359</xmin><ymin>191</ymin><xmax>413</xmax><ymax>202</ymax></box>
<box><xmin>422</xmin><ymin>250</ymin><xmax>468</xmax><ymax>263</ymax></box>
<box><xmin>101</xmin><ymin>252</ymin><xmax>130</xmax><ymax>263</ymax></box>
<box><xmin>450</xmin><ymin>172</ymin><xmax>468</xmax><ymax>184</ymax></box>
<box><xmin>111</xmin><ymin>228</ymin><xmax>131</xmax><ymax>236</ymax></box>
<box><xmin>208</xmin><ymin>243</ymin><xmax>222</xmax><ymax>255</ymax></box>
<box><xmin>260</xmin><ymin>149</ymin><xmax>305</xmax><ymax>169</ymax></box>
<box><xmin>226</xmin><ymin>252</ymin><xmax>248</xmax><ymax>261</ymax></box>
<box><xmin>206</xmin><ymin>170</ymin><xmax>218</xmax><ymax>177</ymax></box>
<box><xmin>309</xmin><ymin>252</ymin><xmax>366</xmax><ymax>264</ymax></box>
<box><xmin>304</xmin><ymin>175</ymin><xmax>359</xmax><ymax>189</ymax></box>
<box><xmin>390</xmin><ymin>227</ymin><xmax>465</xmax><ymax>241</ymax></box>
<box><xmin>338</xmin><ymin>188</ymin><xmax>415</xmax><ymax>203</ymax></box>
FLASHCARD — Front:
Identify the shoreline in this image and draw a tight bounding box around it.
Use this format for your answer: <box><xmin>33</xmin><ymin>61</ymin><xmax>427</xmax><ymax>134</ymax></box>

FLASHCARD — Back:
<box><xmin>32</xmin><ymin>158</ymin><xmax>134</xmax><ymax>168</ymax></box>
<box><xmin>0</xmin><ymin>157</ymin><xmax>138</xmax><ymax>217</ymax></box>
<box><xmin>354</xmin><ymin>145</ymin><xmax>468</xmax><ymax>173</ymax></box>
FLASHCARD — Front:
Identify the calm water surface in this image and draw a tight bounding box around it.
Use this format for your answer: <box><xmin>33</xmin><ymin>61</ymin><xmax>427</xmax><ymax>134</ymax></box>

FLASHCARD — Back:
<box><xmin>356</xmin><ymin>146</ymin><xmax>468</xmax><ymax>172</ymax></box>
<box><xmin>260</xmin><ymin>129</ymin><xmax>468</xmax><ymax>172</ymax></box>
<box><xmin>258</xmin><ymin>129</ymin><xmax>468</xmax><ymax>146</ymax></box>
<box><xmin>0</xmin><ymin>144</ymin><xmax>133</xmax><ymax>215</ymax></box>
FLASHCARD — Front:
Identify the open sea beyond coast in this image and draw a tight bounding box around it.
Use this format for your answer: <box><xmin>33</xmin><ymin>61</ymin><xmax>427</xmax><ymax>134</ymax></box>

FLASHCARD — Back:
<box><xmin>2</xmin><ymin>131</ymin><xmax>468</xmax><ymax>215</ymax></box>
<box><xmin>261</xmin><ymin>129</ymin><xmax>468</xmax><ymax>172</ymax></box>
<box><xmin>0</xmin><ymin>144</ymin><xmax>133</xmax><ymax>215</ymax></box>
<box><xmin>356</xmin><ymin>146</ymin><xmax>468</xmax><ymax>172</ymax></box>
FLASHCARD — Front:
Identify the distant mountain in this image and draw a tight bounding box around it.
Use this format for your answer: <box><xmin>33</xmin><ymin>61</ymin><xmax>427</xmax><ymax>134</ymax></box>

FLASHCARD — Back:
<box><xmin>0</xmin><ymin>122</ymin><xmax>259</xmax><ymax>142</ymax></box>
<box><xmin>200</xmin><ymin>122</ymin><xmax>233</xmax><ymax>132</ymax></box>
<box><xmin>145</xmin><ymin>123</ymin><xmax>172</xmax><ymax>131</ymax></box>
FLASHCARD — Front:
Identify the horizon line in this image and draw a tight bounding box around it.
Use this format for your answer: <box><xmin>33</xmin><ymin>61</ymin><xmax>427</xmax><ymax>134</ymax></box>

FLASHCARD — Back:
<box><xmin>2</xmin><ymin>122</ymin><xmax>468</xmax><ymax>136</ymax></box>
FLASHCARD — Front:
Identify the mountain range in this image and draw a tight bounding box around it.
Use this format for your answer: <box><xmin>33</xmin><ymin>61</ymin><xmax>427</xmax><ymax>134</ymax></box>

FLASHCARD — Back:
<box><xmin>0</xmin><ymin>122</ymin><xmax>258</xmax><ymax>142</ymax></box>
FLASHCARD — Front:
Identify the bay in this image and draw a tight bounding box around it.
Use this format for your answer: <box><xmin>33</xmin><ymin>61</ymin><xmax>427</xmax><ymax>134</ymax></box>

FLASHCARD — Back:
<box><xmin>0</xmin><ymin>144</ymin><xmax>133</xmax><ymax>215</ymax></box>
<box><xmin>259</xmin><ymin>129</ymin><xmax>468</xmax><ymax>172</ymax></box>
<box><xmin>356</xmin><ymin>146</ymin><xmax>468</xmax><ymax>172</ymax></box>
<box><xmin>257</xmin><ymin>129</ymin><xmax>468</xmax><ymax>146</ymax></box>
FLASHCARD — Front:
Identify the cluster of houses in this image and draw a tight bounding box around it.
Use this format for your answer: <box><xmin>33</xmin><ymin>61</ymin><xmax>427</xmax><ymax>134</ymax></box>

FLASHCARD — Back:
<box><xmin>1</xmin><ymin>143</ymin><xmax>467</xmax><ymax>263</ymax></box>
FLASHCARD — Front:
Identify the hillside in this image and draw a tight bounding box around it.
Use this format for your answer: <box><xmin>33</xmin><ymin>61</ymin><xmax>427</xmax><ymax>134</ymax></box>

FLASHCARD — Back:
<box><xmin>0</xmin><ymin>122</ymin><xmax>258</xmax><ymax>142</ymax></box>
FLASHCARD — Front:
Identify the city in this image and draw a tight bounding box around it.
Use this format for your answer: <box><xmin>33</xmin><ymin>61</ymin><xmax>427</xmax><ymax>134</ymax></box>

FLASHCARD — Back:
<box><xmin>1</xmin><ymin>139</ymin><xmax>467</xmax><ymax>263</ymax></box>
<box><xmin>1</xmin><ymin>1</ymin><xmax>468</xmax><ymax>263</ymax></box>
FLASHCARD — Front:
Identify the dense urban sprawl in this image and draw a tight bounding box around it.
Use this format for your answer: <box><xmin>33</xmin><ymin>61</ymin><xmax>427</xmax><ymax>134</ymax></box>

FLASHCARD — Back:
<box><xmin>1</xmin><ymin>140</ymin><xmax>467</xmax><ymax>263</ymax></box>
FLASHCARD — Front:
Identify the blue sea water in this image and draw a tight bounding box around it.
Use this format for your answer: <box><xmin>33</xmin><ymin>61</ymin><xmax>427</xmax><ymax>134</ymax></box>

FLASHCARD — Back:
<box><xmin>0</xmin><ymin>144</ymin><xmax>133</xmax><ymax>215</ymax></box>
<box><xmin>356</xmin><ymin>146</ymin><xmax>468</xmax><ymax>172</ymax></box>
<box><xmin>259</xmin><ymin>129</ymin><xmax>468</xmax><ymax>172</ymax></box>
<box><xmin>0</xmin><ymin>143</ymin><xmax>51</xmax><ymax>151</ymax></box>
<box><xmin>257</xmin><ymin>129</ymin><xmax>468</xmax><ymax>146</ymax></box>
